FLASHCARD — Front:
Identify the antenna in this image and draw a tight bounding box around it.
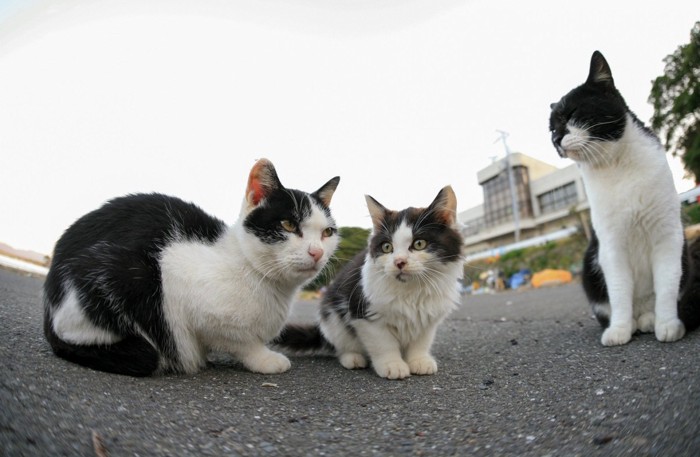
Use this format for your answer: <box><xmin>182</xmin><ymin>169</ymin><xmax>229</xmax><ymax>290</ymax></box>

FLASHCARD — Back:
<box><xmin>494</xmin><ymin>130</ymin><xmax>520</xmax><ymax>243</ymax></box>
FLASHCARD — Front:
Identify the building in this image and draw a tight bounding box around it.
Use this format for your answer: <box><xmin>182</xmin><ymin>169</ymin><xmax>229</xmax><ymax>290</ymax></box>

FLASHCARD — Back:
<box><xmin>459</xmin><ymin>152</ymin><xmax>590</xmax><ymax>259</ymax></box>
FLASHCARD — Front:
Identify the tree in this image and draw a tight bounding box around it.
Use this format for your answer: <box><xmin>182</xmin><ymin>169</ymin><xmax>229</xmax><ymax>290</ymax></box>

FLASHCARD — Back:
<box><xmin>649</xmin><ymin>21</ymin><xmax>700</xmax><ymax>181</ymax></box>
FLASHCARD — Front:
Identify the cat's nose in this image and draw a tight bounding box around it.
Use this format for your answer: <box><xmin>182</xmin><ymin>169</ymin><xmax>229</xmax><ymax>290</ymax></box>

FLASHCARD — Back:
<box><xmin>308</xmin><ymin>247</ymin><xmax>324</xmax><ymax>263</ymax></box>
<box><xmin>395</xmin><ymin>259</ymin><xmax>407</xmax><ymax>270</ymax></box>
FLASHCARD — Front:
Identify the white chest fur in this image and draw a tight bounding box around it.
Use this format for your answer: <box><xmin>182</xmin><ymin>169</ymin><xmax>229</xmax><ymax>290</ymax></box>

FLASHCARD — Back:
<box><xmin>577</xmin><ymin>115</ymin><xmax>685</xmax><ymax>345</ymax></box>
<box><xmin>159</xmin><ymin>230</ymin><xmax>294</xmax><ymax>372</ymax></box>
<box><xmin>360</xmin><ymin>258</ymin><xmax>460</xmax><ymax>345</ymax></box>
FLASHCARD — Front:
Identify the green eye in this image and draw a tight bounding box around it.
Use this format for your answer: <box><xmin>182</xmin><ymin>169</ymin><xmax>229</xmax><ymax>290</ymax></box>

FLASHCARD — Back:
<box><xmin>322</xmin><ymin>227</ymin><xmax>335</xmax><ymax>238</ymax></box>
<box><xmin>381</xmin><ymin>242</ymin><xmax>393</xmax><ymax>253</ymax></box>
<box><xmin>280</xmin><ymin>220</ymin><xmax>296</xmax><ymax>233</ymax></box>
<box><xmin>412</xmin><ymin>239</ymin><xmax>427</xmax><ymax>250</ymax></box>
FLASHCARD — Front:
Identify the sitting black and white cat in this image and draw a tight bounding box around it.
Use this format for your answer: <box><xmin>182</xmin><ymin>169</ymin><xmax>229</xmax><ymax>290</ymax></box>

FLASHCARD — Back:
<box><xmin>44</xmin><ymin>158</ymin><xmax>340</xmax><ymax>376</ymax></box>
<box><xmin>549</xmin><ymin>51</ymin><xmax>700</xmax><ymax>346</ymax></box>
<box><xmin>275</xmin><ymin>186</ymin><xmax>464</xmax><ymax>379</ymax></box>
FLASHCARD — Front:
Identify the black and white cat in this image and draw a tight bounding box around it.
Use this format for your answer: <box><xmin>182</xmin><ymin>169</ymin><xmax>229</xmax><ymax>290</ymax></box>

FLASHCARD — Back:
<box><xmin>275</xmin><ymin>186</ymin><xmax>464</xmax><ymax>379</ymax></box>
<box><xmin>549</xmin><ymin>51</ymin><xmax>700</xmax><ymax>346</ymax></box>
<box><xmin>44</xmin><ymin>158</ymin><xmax>340</xmax><ymax>376</ymax></box>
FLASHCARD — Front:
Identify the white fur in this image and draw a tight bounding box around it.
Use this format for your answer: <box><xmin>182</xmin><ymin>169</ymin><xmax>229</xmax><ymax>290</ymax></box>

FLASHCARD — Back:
<box><xmin>52</xmin><ymin>285</ymin><xmax>121</xmax><ymax>345</ymax></box>
<box><xmin>565</xmin><ymin>114</ymin><xmax>685</xmax><ymax>345</ymax></box>
<box><xmin>322</xmin><ymin>221</ymin><xmax>462</xmax><ymax>379</ymax></box>
<box><xmin>159</xmin><ymin>201</ymin><xmax>339</xmax><ymax>374</ymax></box>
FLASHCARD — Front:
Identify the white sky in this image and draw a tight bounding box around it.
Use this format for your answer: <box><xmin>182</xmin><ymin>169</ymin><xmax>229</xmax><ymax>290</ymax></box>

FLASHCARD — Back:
<box><xmin>1</xmin><ymin>0</ymin><xmax>698</xmax><ymax>255</ymax></box>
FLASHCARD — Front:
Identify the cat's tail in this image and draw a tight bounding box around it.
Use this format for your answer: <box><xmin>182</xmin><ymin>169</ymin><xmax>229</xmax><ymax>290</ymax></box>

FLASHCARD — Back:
<box><xmin>44</xmin><ymin>315</ymin><xmax>160</xmax><ymax>377</ymax></box>
<box><xmin>272</xmin><ymin>323</ymin><xmax>335</xmax><ymax>355</ymax></box>
<box><xmin>679</xmin><ymin>239</ymin><xmax>700</xmax><ymax>333</ymax></box>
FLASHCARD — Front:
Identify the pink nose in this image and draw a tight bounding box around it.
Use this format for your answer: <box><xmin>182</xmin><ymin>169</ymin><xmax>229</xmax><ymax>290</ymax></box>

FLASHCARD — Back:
<box><xmin>395</xmin><ymin>259</ymin><xmax>407</xmax><ymax>270</ymax></box>
<box><xmin>309</xmin><ymin>247</ymin><xmax>324</xmax><ymax>263</ymax></box>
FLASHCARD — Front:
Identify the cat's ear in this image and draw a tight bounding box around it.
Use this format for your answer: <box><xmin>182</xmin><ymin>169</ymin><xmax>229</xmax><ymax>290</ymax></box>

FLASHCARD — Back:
<box><xmin>365</xmin><ymin>195</ymin><xmax>388</xmax><ymax>230</ymax></box>
<box><xmin>245</xmin><ymin>158</ymin><xmax>283</xmax><ymax>209</ymax></box>
<box><xmin>427</xmin><ymin>185</ymin><xmax>458</xmax><ymax>226</ymax></box>
<box><xmin>313</xmin><ymin>176</ymin><xmax>340</xmax><ymax>208</ymax></box>
<box><xmin>586</xmin><ymin>50</ymin><xmax>614</xmax><ymax>86</ymax></box>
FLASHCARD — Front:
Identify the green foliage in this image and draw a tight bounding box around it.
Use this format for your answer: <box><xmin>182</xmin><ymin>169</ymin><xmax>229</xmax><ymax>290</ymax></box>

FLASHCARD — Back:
<box><xmin>467</xmin><ymin>234</ymin><xmax>588</xmax><ymax>282</ymax></box>
<box><xmin>649</xmin><ymin>21</ymin><xmax>700</xmax><ymax>181</ymax></box>
<box><xmin>683</xmin><ymin>204</ymin><xmax>700</xmax><ymax>225</ymax></box>
<box><xmin>499</xmin><ymin>248</ymin><xmax>525</xmax><ymax>263</ymax></box>
<box><xmin>304</xmin><ymin>226</ymin><xmax>370</xmax><ymax>290</ymax></box>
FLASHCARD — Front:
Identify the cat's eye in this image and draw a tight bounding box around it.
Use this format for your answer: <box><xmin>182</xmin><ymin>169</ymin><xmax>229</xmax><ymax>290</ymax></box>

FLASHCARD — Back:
<box><xmin>280</xmin><ymin>220</ymin><xmax>297</xmax><ymax>233</ymax></box>
<box><xmin>412</xmin><ymin>239</ymin><xmax>428</xmax><ymax>250</ymax></box>
<box><xmin>381</xmin><ymin>242</ymin><xmax>393</xmax><ymax>253</ymax></box>
<box><xmin>322</xmin><ymin>227</ymin><xmax>336</xmax><ymax>238</ymax></box>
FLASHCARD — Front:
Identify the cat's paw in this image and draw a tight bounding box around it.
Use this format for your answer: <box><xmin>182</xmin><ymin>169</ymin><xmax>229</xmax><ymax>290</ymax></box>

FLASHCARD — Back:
<box><xmin>655</xmin><ymin>318</ymin><xmax>685</xmax><ymax>343</ymax></box>
<box><xmin>244</xmin><ymin>350</ymin><xmax>291</xmax><ymax>374</ymax></box>
<box><xmin>374</xmin><ymin>359</ymin><xmax>411</xmax><ymax>380</ymax></box>
<box><xmin>637</xmin><ymin>312</ymin><xmax>655</xmax><ymax>333</ymax></box>
<box><xmin>339</xmin><ymin>352</ymin><xmax>367</xmax><ymax>370</ymax></box>
<box><xmin>601</xmin><ymin>325</ymin><xmax>632</xmax><ymax>346</ymax></box>
<box><xmin>408</xmin><ymin>355</ymin><xmax>438</xmax><ymax>375</ymax></box>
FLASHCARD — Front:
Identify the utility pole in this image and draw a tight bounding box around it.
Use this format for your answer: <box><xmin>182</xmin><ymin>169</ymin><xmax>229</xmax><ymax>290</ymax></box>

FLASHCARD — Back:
<box><xmin>495</xmin><ymin>130</ymin><xmax>520</xmax><ymax>243</ymax></box>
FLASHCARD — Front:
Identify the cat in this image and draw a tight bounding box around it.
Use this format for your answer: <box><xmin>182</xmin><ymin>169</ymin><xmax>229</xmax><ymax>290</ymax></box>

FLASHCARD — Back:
<box><xmin>274</xmin><ymin>186</ymin><xmax>464</xmax><ymax>379</ymax></box>
<box><xmin>43</xmin><ymin>158</ymin><xmax>340</xmax><ymax>376</ymax></box>
<box><xmin>549</xmin><ymin>50</ymin><xmax>700</xmax><ymax>346</ymax></box>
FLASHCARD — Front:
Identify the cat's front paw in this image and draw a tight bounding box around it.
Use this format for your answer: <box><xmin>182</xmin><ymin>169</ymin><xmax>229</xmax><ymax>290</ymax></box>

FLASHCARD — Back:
<box><xmin>601</xmin><ymin>325</ymin><xmax>632</xmax><ymax>346</ymax></box>
<box><xmin>244</xmin><ymin>350</ymin><xmax>291</xmax><ymax>374</ymax></box>
<box><xmin>374</xmin><ymin>359</ymin><xmax>410</xmax><ymax>380</ymax></box>
<box><xmin>408</xmin><ymin>355</ymin><xmax>437</xmax><ymax>375</ymax></box>
<box><xmin>655</xmin><ymin>318</ymin><xmax>685</xmax><ymax>343</ymax></box>
<box><xmin>339</xmin><ymin>352</ymin><xmax>367</xmax><ymax>370</ymax></box>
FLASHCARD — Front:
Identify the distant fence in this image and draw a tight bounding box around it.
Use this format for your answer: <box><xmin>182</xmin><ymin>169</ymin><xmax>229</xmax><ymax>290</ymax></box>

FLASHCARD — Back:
<box><xmin>465</xmin><ymin>226</ymin><xmax>579</xmax><ymax>263</ymax></box>
<box><xmin>0</xmin><ymin>254</ymin><xmax>48</xmax><ymax>276</ymax></box>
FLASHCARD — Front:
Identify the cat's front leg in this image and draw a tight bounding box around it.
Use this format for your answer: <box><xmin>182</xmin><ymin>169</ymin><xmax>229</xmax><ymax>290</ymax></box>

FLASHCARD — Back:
<box><xmin>235</xmin><ymin>342</ymin><xmax>291</xmax><ymax>374</ymax></box>
<box><xmin>405</xmin><ymin>324</ymin><xmax>439</xmax><ymax>375</ymax></box>
<box><xmin>599</xmin><ymin>248</ymin><xmax>635</xmax><ymax>346</ymax></box>
<box><xmin>601</xmin><ymin>295</ymin><xmax>634</xmax><ymax>346</ymax></box>
<box><xmin>652</xmin><ymin>239</ymin><xmax>685</xmax><ymax>342</ymax></box>
<box><xmin>353</xmin><ymin>321</ymin><xmax>410</xmax><ymax>380</ymax></box>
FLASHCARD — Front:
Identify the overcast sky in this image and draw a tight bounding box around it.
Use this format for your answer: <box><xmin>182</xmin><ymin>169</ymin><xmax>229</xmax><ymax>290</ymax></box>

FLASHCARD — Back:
<box><xmin>1</xmin><ymin>0</ymin><xmax>697</xmax><ymax>255</ymax></box>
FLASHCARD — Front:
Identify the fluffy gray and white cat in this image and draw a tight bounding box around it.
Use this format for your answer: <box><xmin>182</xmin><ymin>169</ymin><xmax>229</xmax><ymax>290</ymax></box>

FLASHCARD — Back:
<box><xmin>275</xmin><ymin>186</ymin><xmax>464</xmax><ymax>379</ymax></box>
<box><xmin>44</xmin><ymin>158</ymin><xmax>340</xmax><ymax>376</ymax></box>
<box><xmin>549</xmin><ymin>51</ymin><xmax>700</xmax><ymax>346</ymax></box>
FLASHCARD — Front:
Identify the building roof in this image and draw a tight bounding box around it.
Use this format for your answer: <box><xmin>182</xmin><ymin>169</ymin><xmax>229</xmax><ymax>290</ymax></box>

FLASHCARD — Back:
<box><xmin>476</xmin><ymin>152</ymin><xmax>557</xmax><ymax>184</ymax></box>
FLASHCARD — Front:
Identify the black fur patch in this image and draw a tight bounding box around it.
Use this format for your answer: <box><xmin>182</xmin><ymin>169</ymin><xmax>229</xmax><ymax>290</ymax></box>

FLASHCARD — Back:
<box><xmin>243</xmin><ymin>188</ymin><xmax>313</xmax><ymax>243</ymax></box>
<box><xmin>581</xmin><ymin>232</ymin><xmax>610</xmax><ymax>308</ymax></box>
<box><xmin>679</xmin><ymin>239</ymin><xmax>700</xmax><ymax>332</ymax></box>
<box><xmin>323</xmin><ymin>249</ymin><xmax>372</xmax><ymax>320</ymax></box>
<box><xmin>44</xmin><ymin>193</ymin><xmax>226</xmax><ymax>376</ymax></box>
<box><xmin>549</xmin><ymin>78</ymin><xmax>628</xmax><ymax>151</ymax></box>
<box><xmin>272</xmin><ymin>323</ymin><xmax>335</xmax><ymax>353</ymax></box>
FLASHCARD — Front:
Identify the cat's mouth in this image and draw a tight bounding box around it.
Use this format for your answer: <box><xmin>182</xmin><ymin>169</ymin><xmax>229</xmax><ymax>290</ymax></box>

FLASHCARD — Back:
<box><xmin>559</xmin><ymin>147</ymin><xmax>581</xmax><ymax>160</ymax></box>
<box><xmin>298</xmin><ymin>265</ymin><xmax>320</xmax><ymax>275</ymax></box>
<box><xmin>395</xmin><ymin>272</ymin><xmax>411</xmax><ymax>282</ymax></box>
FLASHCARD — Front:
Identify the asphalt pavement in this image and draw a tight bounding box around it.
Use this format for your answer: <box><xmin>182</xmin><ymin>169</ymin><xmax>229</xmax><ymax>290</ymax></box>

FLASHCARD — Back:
<box><xmin>2</xmin><ymin>267</ymin><xmax>699</xmax><ymax>456</ymax></box>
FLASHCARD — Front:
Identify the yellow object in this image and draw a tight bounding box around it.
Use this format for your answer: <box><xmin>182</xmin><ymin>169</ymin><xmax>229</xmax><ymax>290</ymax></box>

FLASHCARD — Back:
<box><xmin>531</xmin><ymin>269</ymin><xmax>572</xmax><ymax>288</ymax></box>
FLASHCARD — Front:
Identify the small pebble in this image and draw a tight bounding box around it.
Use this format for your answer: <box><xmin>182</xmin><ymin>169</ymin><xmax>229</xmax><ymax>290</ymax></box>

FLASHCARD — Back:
<box><xmin>592</xmin><ymin>434</ymin><xmax>614</xmax><ymax>445</ymax></box>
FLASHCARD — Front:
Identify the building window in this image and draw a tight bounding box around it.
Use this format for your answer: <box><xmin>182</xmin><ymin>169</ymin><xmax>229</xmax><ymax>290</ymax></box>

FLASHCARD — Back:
<box><xmin>538</xmin><ymin>182</ymin><xmax>578</xmax><ymax>214</ymax></box>
<box><xmin>462</xmin><ymin>216</ymin><xmax>485</xmax><ymax>237</ymax></box>
<box><xmin>482</xmin><ymin>165</ymin><xmax>533</xmax><ymax>227</ymax></box>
